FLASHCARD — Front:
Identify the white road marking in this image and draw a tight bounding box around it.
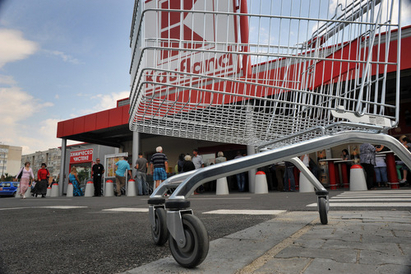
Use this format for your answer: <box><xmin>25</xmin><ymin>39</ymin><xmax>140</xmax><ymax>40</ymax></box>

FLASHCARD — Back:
<box><xmin>102</xmin><ymin>208</ymin><xmax>149</xmax><ymax>213</ymax></box>
<box><xmin>203</xmin><ymin>209</ymin><xmax>286</xmax><ymax>215</ymax></box>
<box><xmin>307</xmin><ymin>202</ymin><xmax>411</xmax><ymax>207</ymax></box>
<box><xmin>0</xmin><ymin>206</ymin><xmax>87</xmax><ymax>211</ymax></box>
<box><xmin>39</xmin><ymin>206</ymin><xmax>87</xmax><ymax>209</ymax></box>
<box><xmin>191</xmin><ymin>197</ymin><xmax>252</xmax><ymax>200</ymax></box>
<box><xmin>331</xmin><ymin>198</ymin><xmax>411</xmax><ymax>202</ymax></box>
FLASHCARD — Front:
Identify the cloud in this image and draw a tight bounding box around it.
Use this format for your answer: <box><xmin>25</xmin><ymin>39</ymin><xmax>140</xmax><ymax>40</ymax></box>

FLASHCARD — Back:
<box><xmin>77</xmin><ymin>91</ymin><xmax>130</xmax><ymax>116</ymax></box>
<box><xmin>0</xmin><ymin>29</ymin><xmax>38</xmax><ymax>68</ymax></box>
<box><xmin>0</xmin><ymin>78</ymin><xmax>54</xmax><ymax>154</ymax></box>
<box><xmin>44</xmin><ymin>50</ymin><xmax>82</xmax><ymax>64</ymax></box>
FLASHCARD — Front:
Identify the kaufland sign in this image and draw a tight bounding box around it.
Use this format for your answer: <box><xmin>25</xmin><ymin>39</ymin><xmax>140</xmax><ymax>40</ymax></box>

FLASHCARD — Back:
<box><xmin>144</xmin><ymin>0</ymin><xmax>239</xmax><ymax>90</ymax></box>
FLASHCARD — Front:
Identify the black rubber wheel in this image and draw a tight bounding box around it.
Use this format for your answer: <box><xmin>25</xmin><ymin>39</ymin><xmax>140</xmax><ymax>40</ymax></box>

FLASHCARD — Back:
<box><xmin>152</xmin><ymin>208</ymin><xmax>169</xmax><ymax>246</ymax></box>
<box><xmin>318</xmin><ymin>197</ymin><xmax>328</xmax><ymax>225</ymax></box>
<box><xmin>169</xmin><ymin>214</ymin><xmax>209</xmax><ymax>268</ymax></box>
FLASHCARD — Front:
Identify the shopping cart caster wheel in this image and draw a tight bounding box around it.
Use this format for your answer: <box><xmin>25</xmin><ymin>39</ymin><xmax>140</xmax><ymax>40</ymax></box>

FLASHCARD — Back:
<box><xmin>169</xmin><ymin>214</ymin><xmax>209</xmax><ymax>268</ymax></box>
<box><xmin>152</xmin><ymin>208</ymin><xmax>169</xmax><ymax>246</ymax></box>
<box><xmin>318</xmin><ymin>197</ymin><xmax>328</xmax><ymax>225</ymax></box>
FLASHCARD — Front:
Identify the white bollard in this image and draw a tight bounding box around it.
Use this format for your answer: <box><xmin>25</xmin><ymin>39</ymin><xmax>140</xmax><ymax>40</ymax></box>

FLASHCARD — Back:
<box><xmin>51</xmin><ymin>183</ymin><xmax>59</xmax><ymax>197</ymax></box>
<box><xmin>299</xmin><ymin>172</ymin><xmax>315</xmax><ymax>193</ymax></box>
<box><xmin>15</xmin><ymin>184</ymin><xmax>21</xmax><ymax>198</ymax></box>
<box><xmin>350</xmin><ymin>165</ymin><xmax>368</xmax><ymax>191</ymax></box>
<box><xmin>216</xmin><ymin>177</ymin><xmax>229</xmax><ymax>195</ymax></box>
<box><xmin>24</xmin><ymin>186</ymin><xmax>32</xmax><ymax>198</ymax></box>
<box><xmin>254</xmin><ymin>171</ymin><xmax>268</xmax><ymax>194</ymax></box>
<box><xmin>46</xmin><ymin>185</ymin><xmax>52</xmax><ymax>197</ymax></box>
<box><xmin>105</xmin><ymin>180</ymin><xmax>114</xmax><ymax>197</ymax></box>
<box><xmin>127</xmin><ymin>179</ymin><xmax>137</xmax><ymax>197</ymax></box>
<box><xmin>66</xmin><ymin>182</ymin><xmax>73</xmax><ymax>197</ymax></box>
<box><xmin>84</xmin><ymin>180</ymin><xmax>94</xmax><ymax>197</ymax></box>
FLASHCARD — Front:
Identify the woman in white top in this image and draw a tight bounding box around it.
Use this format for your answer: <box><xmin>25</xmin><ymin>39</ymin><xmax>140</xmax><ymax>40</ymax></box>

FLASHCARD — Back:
<box><xmin>15</xmin><ymin>162</ymin><xmax>35</xmax><ymax>199</ymax></box>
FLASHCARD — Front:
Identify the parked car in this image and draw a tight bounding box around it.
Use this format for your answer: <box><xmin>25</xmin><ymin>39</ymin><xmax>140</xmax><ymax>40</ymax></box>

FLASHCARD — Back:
<box><xmin>0</xmin><ymin>181</ymin><xmax>19</xmax><ymax>197</ymax></box>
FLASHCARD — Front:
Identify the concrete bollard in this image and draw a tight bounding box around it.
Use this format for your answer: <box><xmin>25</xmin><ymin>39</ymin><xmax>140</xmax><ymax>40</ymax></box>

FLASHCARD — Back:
<box><xmin>127</xmin><ymin>179</ymin><xmax>136</xmax><ymax>197</ymax></box>
<box><xmin>15</xmin><ymin>184</ymin><xmax>21</xmax><ymax>198</ymax></box>
<box><xmin>105</xmin><ymin>180</ymin><xmax>114</xmax><ymax>197</ymax></box>
<box><xmin>254</xmin><ymin>171</ymin><xmax>268</xmax><ymax>194</ymax></box>
<box><xmin>299</xmin><ymin>172</ymin><xmax>315</xmax><ymax>193</ymax></box>
<box><xmin>216</xmin><ymin>177</ymin><xmax>229</xmax><ymax>195</ymax></box>
<box><xmin>51</xmin><ymin>183</ymin><xmax>59</xmax><ymax>197</ymax></box>
<box><xmin>24</xmin><ymin>186</ymin><xmax>32</xmax><ymax>198</ymax></box>
<box><xmin>66</xmin><ymin>182</ymin><xmax>73</xmax><ymax>197</ymax></box>
<box><xmin>46</xmin><ymin>185</ymin><xmax>52</xmax><ymax>197</ymax></box>
<box><xmin>349</xmin><ymin>165</ymin><xmax>368</xmax><ymax>191</ymax></box>
<box><xmin>84</xmin><ymin>180</ymin><xmax>94</xmax><ymax>197</ymax></box>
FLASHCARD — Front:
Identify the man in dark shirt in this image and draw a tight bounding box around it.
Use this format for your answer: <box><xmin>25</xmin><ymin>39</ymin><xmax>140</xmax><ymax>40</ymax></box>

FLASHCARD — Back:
<box><xmin>92</xmin><ymin>158</ymin><xmax>105</xmax><ymax>197</ymax></box>
<box><xmin>135</xmin><ymin>153</ymin><xmax>148</xmax><ymax>195</ymax></box>
<box><xmin>150</xmin><ymin>146</ymin><xmax>168</xmax><ymax>189</ymax></box>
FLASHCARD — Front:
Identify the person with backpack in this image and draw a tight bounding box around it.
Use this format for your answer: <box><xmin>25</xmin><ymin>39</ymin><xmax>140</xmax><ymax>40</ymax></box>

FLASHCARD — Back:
<box><xmin>36</xmin><ymin>163</ymin><xmax>50</xmax><ymax>198</ymax></box>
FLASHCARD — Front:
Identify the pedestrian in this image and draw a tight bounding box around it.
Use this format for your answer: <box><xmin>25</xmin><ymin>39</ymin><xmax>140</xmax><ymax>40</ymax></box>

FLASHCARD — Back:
<box><xmin>182</xmin><ymin>155</ymin><xmax>195</xmax><ymax>172</ymax></box>
<box><xmin>215</xmin><ymin>151</ymin><xmax>226</xmax><ymax>164</ymax></box>
<box><xmin>92</xmin><ymin>158</ymin><xmax>105</xmax><ymax>197</ymax></box>
<box><xmin>135</xmin><ymin>152</ymin><xmax>148</xmax><ymax>195</ymax></box>
<box><xmin>234</xmin><ymin>151</ymin><xmax>246</xmax><ymax>192</ymax></box>
<box><xmin>192</xmin><ymin>149</ymin><xmax>204</xmax><ymax>169</ymax></box>
<box><xmin>15</xmin><ymin>162</ymin><xmax>35</xmax><ymax>199</ymax></box>
<box><xmin>36</xmin><ymin>163</ymin><xmax>50</xmax><ymax>198</ymax></box>
<box><xmin>360</xmin><ymin>143</ymin><xmax>376</xmax><ymax>190</ymax></box>
<box><xmin>69</xmin><ymin>166</ymin><xmax>84</xmax><ymax>196</ymax></box>
<box><xmin>177</xmin><ymin>153</ymin><xmax>185</xmax><ymax>173</ymax></box>
<box><xmin>283</xmin><ymin>161</ymin><xmax>296</xmax><ymax>191</ymax></box>
<box><xmin>399</xmin><ymin>137</ymin><xmax>411</xmax><ymax>184</ymax></box>
<box><xmin>341</xmin><ymin>149</ymin><xmax>350</xmax><ymax>160</ymax></box>
<box><xmin>375</xmin><ymin>145</ymin><xmax>388</xmax><ymax>187</ymax></box>
<box><xmin>115</xmin><ymin>156</ymin><xmax>132</xmax><ymax>197</ymax></box>
<box><xmin>150</xmin><ymin>146</ymin><xmax>168</xmax><ymax>189</ymax></box>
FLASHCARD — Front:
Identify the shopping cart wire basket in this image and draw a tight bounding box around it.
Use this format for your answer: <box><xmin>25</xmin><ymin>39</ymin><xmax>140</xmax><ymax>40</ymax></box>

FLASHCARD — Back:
<box><xmin>129</xmin><ymin>0</ymin><xmax>410</xmax><ymax>268</ymax></box>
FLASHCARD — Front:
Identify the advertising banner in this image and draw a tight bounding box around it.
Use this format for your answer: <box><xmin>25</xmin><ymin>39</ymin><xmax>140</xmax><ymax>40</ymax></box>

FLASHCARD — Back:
<box><xmin>70</xmin><ymin>149</ymin><xmax>93</xmax><ymax>164</ymax></box>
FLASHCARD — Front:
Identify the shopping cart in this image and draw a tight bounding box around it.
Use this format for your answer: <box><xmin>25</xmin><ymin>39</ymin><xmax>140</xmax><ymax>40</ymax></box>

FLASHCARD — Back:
<box><xmin>129</xmin><ymin>0</ymin><xmax>410</xmax><ymax>268</ymax></box>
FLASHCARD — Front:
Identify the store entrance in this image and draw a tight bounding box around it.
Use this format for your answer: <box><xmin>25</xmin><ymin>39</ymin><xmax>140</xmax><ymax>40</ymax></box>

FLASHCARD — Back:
<box><xmin>70</xmin><ymin>162</ymin><xmax>92</xmax><ymax>188</ymax></box>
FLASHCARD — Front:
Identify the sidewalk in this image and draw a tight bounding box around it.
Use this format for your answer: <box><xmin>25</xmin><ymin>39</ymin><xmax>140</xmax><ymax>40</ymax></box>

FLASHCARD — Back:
<box><xmin>123</xmin><ymin>211</ymin><xmax>411</xmax><ymax>274</ymax></box>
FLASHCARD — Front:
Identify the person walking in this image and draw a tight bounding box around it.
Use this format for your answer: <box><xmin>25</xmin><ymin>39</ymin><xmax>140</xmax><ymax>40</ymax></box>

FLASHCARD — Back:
<box><xmin>69</xmin><ymin>166</ymin><xmax>84</xmax><ymax>196</ymax></box>
<box><xmin>215</xmin><ymin>151</ymin><xmax>227</xmax><ymax>164</ymax></box>
<box><xmin>115</xmin><ymin>156</ymin><xmax>132</xmax><ymax>197</ymax></box>
<box><xmin>182</xmin><ymin>155</ymin><xmax>195</xmax><ymax>172</ymax></box>
<box><xmin>360</xmin><ymin>143</ymin><xmax>376</xmax><ymax>190</ymax></box>
<box><xmin>36</xmin><ymin>163</ymin><xmax>50</xmax><ymax>198</ymax></box>
<box><xmin>135</xmin><ymin>153</ymin><xmax>148</xmax><ymax>195</ymax></box>
<box><xmin>234</xmin><ymin>151</ymin><xmax>246</xmax><ymax>192</ymax></box>
<box><xmin>150</xmin><ymin>146</ymin><xmax>168</xmax><ymax>189</ymax></box>
<box><xmin>15</xmin><ymin>162</ymin><xmax>35</xmax><ymax>199</ymax></box>
<box><xmin>192</xmin><ymin>149</ymin><xmax>204</xmax><ymax>169</ymax></box>
<box><xmin>92</xmin><ymin>158</ymin><xmax>104</xmax><ymax>197</ymax></box>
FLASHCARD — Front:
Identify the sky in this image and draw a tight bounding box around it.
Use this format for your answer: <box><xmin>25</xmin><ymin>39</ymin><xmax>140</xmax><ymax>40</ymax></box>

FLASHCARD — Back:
<box><xmin>0</xmin><ymin>0</ymin><xmax>410</xmax><ymax>155</ymax></box>
<box><xmin>0</xmin><ymin>0</ymin><xmax>135</xmax><ymax>154</ymax></box>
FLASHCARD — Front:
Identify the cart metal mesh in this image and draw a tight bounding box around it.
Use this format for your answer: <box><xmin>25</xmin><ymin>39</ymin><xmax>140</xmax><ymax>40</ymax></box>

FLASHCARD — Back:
<box><xmin>129</xmin><ymin>0</ymin><xmax>401</xmax><ymax>149</ymax></box>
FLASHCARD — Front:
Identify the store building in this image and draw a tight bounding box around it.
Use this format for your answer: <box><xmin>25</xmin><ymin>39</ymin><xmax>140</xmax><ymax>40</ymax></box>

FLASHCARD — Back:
<box><xmin>57</xmin><ymin>23</ymin><xmax>411</xmax><ymax>194</ymax></box>
<box><xmin>0</xmin><ymin>144</ymin><xmax>22</xmax><ymax>178</ymax></box>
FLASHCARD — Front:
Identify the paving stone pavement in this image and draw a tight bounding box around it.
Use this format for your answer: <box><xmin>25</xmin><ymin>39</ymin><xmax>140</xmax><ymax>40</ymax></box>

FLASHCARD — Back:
<box><xmin>123</xmin><ymin>211</ymin><xmax>411</xmax><ymax>274</ymax></box>
<box><xmin>241</xmin><ymin>211</ymin><xmax>411</xmax><ymax>274</ymax></box>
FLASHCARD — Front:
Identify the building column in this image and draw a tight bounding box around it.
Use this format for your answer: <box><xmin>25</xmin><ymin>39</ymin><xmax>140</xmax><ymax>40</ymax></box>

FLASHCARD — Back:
<box><xmin>247</xmin><ymin>145</ymin><xmax>256</xmax><ymax>193</ymax></box>
<box><xmin>59</xmin><ymin>138</ymin><xmax>67</xmax><ymax>196</ymax></box>
<box><xmin>132</xmin><ymin>131</ymin><xmax>140</xmax><ymax>178</ymax></box>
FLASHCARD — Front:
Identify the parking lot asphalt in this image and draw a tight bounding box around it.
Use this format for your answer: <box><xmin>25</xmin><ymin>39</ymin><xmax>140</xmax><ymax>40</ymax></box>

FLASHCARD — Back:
<box><xmin>1</xmin><ymin>189</ymin><xmax>410</xmax><ymax>274</ymax></box>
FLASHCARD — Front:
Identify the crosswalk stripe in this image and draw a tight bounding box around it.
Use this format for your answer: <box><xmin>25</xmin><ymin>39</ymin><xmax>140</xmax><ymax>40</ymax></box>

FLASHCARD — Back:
<box><xmin>307</xmin><ymin>202</ymin><xmax>411</xmax><ymax>207</ymax></box>
<box><xmin>203</xmin><ymin>209</ymin><xmax>286</xmax><ymax>215</ymax></box>
<box><xmin>307</xmin><ymin>190</ymin><xmax>411</xmax><ymax>208</ymax></box>
<box><xmin>102</xmin><ymin>208</ymin><xmax>149</xmax><ymax>213</ymax></box>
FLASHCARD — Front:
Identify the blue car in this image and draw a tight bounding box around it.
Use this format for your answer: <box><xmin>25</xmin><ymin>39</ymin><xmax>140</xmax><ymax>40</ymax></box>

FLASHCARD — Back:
<box><xmin>0</xmin><ymin>181</ymin><xmax>19</xmax><ymax>197</ymax></box>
